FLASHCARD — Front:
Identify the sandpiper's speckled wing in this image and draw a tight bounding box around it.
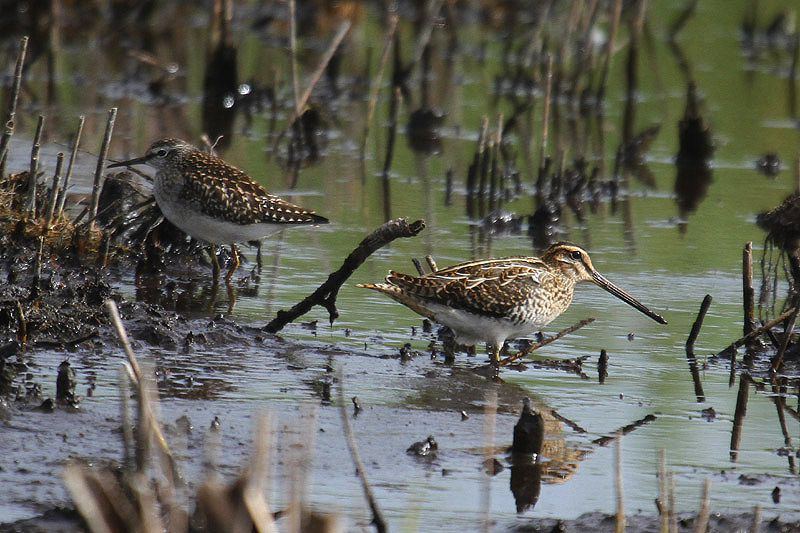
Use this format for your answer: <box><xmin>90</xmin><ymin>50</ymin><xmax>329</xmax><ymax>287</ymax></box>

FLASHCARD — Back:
<box><xmin>176</xmin><ymin>150</ymin><xmax>328</xmax><ymax>226</ymax></box>
<box><xmin>386</xmin><ymin>257</ymin><xmax>550</xmax><ymax>317</ymax></box>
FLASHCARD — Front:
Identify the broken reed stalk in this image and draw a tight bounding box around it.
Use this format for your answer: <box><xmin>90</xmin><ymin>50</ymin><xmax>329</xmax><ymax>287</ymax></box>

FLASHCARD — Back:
<box><xmin>658</xmin><ymin>450</ymin><xmax>667</xmax><ymax>533</ymax></box>
<box><xmin>273</xmin><ymin>19</ymin><xmax>351</xmax><ymax>157</ymax></box>
<box><xmin>263</xmin><ymin>218</ymin><xmax>425</xmax><ymax>333</ymax></box>
<box><xmin>478</xmin><ymin>124</ymin><xmax>493</xmax><ymax>217</ymax></box>
<box><xmin>56</xmin><ymin>115</ymin><xmax>84</xmax><ymax>219</ymax></box>
<box><xmin>694</xmin><ymin>478</ymin><xmax>710</xmax><ymax>533</ymax></box>
<box><xmin>412</xmin><ymin>257</ymin><xmax>425</xmax><ymax>275</ymax></box>
<box><xmin>89</xmin><ymin>108</ymin><xmax>117</xmax><ymax>227</ymax></box>
<box><xmin>29</xmin><ymin>236</ymin><xmax>44</xmax><ymax>303</ymax></box>
<box><xmin>407</xmin><ymin>0</ymin><xmax>445</xmax><ymax>72</ymax></box>
<box><xmin>668</xmin><ymin>0</ymin><xmax>699</xmax><ymax>39</ymax></box>
<box><xmin>770</xmin><ymin>300</ymin><xmax>799</xmax><ymax>374</ymax></box>
<box><xmin>424</xmin><ymin>254</ymin><xmax>437</xmax><ymax>273</ymax></box>
<box><xmin>714</xmin><ymin>306</ymin><xmax>797</xmax><ymax>358</ymax></box>
<box><xmin>361</xmin><ymin>14</ymin><xmax>399</xmax><ymax>157</ymax></box>
<box><xmin>598</xmin><ymin>349</ymin><xmax>608</xmax><ymax>383</ymax></box>
<box><xmin>752</xmin><ymin>504</ymin><xmax>761</xmax><ymax>533</ymax></box>
<box><xmin>26</xmin><ymin>115</ymin><xmax>45</xmax><ymax>215</ymax></box>
<box><xmin>104</xmin><ymin>299</ymin><xmax>177</xmax><ymax>474</ymax></box>
<box><xmin>241</xmin><ymin>414</ymin><xmax>279</xmax><ymax>533</ymax></box>
<box><xmin>743</xmin><ymin>242</ymin><xmax>755</xmax><ymax>337</ymax></box>
<box><xmin>481</xmin><ymin>387</ymin><xmax>497</xmax><ymax>533</ymax></box>
<box><xmin>119</xmin><ymin>365</ymin><xmax>134</xmax><ymax>468</ymax></box>
<box><xmin>686</xmin><ymin>294</ymin><xmax>711</xmax><ymax>402</ymax></box>
<box><xmin>499</xmin><ymin>317</ymin><xmax>595</xmax><ymax>366</ymax></box>
<box><xmin>614</xmin><ymin>432</ymin><xmax>625</xmax><ymax>533</ymax></box>
<box><xmin>729</xmin><ymin>372</ymin><xmax>751</xmax><ymax>461</ymax></box>
<box><xmin>380</xmin><ymin>87</ymin><xmax>402</xmax><ymax>220</ymax></box>
<box><xmin>489</xmin><ymin>113</ymin><xmax>503</xmax><ymax>213</ymax></box>
<box><xmin>466</xmin><ymin>117</ymin><xmax>489</xmax><ymax>217</ymax></box>
<box><xmin>536</xmin><ymin>53</ymin><xmax>553</xmax><ymax>193</ymax></box>
<box><xmin>0</xmin><ymin>36</ymin><xmax>29</xmax><ymax>177</ymax></box>
<box><xmin>288</xmin><ymin>0</ymin><xmax>300</xmax><ymax>115</ymax></box>
<box><xmin>597</xmin><ymin>0</ymin><xmax>623</xmax><ymax>100</ymax></box>
<box><xmin>337</xmin><ymin>368</ymin><xmax>387</xmax><ymax>533</ymax></box>
<box><xmin>592</xmin><ymin>414</ymin><xmax>656</xmax><ymax>446</ymax></box>
<box><xmin>668</xmin><ymin>473</ymin><xmax>677</xmax><ymax>533</ymax></box>
<box><xmin>45</xmin><ymin>152</ymin><xmax>64</xmax><ymax>229</ymax></box>
<box><xmin>14</xmin><ymin>300</ymin><xmax>26</xmax><ymax>344</ymax></box>
<box><xmin>296</xmin><ymin>21</ymin><xmax>351</xmax><ymax>118</ymax></box>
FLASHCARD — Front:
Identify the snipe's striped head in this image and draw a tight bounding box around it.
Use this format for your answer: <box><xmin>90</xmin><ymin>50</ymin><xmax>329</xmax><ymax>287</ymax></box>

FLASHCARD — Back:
<box><xmin>542</xmin><ymin>242</ymin><xmax>666</xmax><ymax>324</ymax></box>
<box><xmin>108</xmin><ymin>138</ymin><xmax>194</xmax><ymax>172</ymax></box>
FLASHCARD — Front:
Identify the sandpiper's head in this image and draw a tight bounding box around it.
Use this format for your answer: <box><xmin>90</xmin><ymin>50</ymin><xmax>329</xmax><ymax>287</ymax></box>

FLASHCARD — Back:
<box><xmin>542</xmin><ymin>242</ymin><xmax>667</xmax><ymax>324</ymax></box>
<box><xmin>108</xmin><ymin>138</ymin><xmax>195</xmax><ymax>171</ymax></box>
<box><xmin>542</xmin><ymin>242</ymin><xmax>597</xmax><ymax>282</ymax></box>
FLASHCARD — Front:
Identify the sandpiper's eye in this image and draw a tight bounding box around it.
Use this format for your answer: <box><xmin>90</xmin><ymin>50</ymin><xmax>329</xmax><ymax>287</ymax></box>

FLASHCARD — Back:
<box><xmin>156</xmin><ymin>149</ymin><xmax>168</xmax><ymax>157</ymax></box>
<box><xmin>570</xmin><ymin>250</ymin><xmax>582</xmax><ymax>260</ymax></box>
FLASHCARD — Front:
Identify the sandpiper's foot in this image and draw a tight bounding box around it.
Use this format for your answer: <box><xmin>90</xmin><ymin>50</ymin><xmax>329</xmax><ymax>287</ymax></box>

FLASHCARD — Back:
<box><xmin>225</xmin><ymin>244</ymin><xmax>240</xmax><ymax>282</ymax></box>
<box><xmin>490</xmin><ymin>346</ymin><xmax>501</xmax><ymax>367</ymax></box>
<box><xmin>207</xmin><ymin>246</ymin><xmax>221</xmax><ymax>282</ymax></box>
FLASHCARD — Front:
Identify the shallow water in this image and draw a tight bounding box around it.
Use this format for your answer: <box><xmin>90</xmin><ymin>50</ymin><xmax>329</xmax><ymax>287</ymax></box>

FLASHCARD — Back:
<box><xmin>2</xmin><ymin>0</ymin><xmax>800</xmax><ymax>530</ymax></box>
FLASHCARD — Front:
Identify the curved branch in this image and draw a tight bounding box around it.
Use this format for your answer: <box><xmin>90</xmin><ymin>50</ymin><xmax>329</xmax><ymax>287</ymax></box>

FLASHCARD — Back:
<box><xmin>263</xmin><ymin>218</ymin><xmax>425</xmax><ymax>333</ymax></box>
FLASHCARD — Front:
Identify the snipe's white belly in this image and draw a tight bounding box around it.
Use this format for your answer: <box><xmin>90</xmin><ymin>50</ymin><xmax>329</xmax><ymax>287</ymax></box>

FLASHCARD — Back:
<box><xmin>154</xmin><ymin>184</ymin><xmax>284</xmax><ymax>244</ymax></box>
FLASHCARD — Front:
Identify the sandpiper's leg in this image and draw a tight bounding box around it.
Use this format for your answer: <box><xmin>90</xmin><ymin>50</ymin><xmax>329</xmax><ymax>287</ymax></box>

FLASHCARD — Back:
<box><xmin>226</xmin><ymin>281</ymin><xmax>236</xmax><ymax>313</ymax></box>
<box><xmin>207</xmin><ymin>246</ymin><xmax>220</xmax><ymax>281</ymax></box>
<box><xmin>225</xmin><ymin>243</ymin><xmax>240</xmax><ymax>281</ymax></box>
<box><xmin>248</xmin><ymin>240</ymin><xmax>263</xmax><ymax>272</ymax></box>
<box><xmin>489</xmin><ymin>344</ymin><xmax>501</xmax><ymax>366</ymax></box>
<box><xmin>443</xmin><ymin>335</ymin><xmax>456</xmax><ymax>365</ymax></box>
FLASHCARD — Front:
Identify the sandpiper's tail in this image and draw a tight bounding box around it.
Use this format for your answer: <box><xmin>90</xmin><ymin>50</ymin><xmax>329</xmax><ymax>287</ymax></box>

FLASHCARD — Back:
<box><xmin>307</xmin><ymin>213</ymin><xmax>329</xmax><ymax>225</ymax></box>
<box><xmin>356</xmin><ymin>281</ymin><xmax>436</xmax><ymax>320</ymax></box>
<box><xmin>355</xmin><ymin>282</ymin><xmax>395</xmax><ymax>293</ymax></box>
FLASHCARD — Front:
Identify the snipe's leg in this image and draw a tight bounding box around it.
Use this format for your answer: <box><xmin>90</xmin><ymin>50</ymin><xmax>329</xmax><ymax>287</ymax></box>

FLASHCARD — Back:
<box><xmin>226</xmin><ymin>281</ymin><xmax>236</xmax><ymax>313</ymax></box>
<box><xmin>225</xmin><ymin>243</ymin><xmax>240</xmax><ymax>282</ymax></box>
<box><xmin>207</xmin><ymin>246</ymin><xmax>220</xmax><ymax>281</ymax></box>
<box><xmin>489</xmin><ymin>344</ymin><xmax>500</xmax><ymax>367</ymax></box>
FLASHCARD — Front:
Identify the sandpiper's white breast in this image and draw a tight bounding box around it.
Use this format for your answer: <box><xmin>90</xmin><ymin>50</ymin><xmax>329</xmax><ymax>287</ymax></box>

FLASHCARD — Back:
<box><xmin>153</xmin><ymin>172</ymin><xmax>285</xmax><ymax>244</ymax></box>
<box><xmin>424</xmin><ymin>301</ymin><xmax>548</xmax><ymax>348</ymax></box>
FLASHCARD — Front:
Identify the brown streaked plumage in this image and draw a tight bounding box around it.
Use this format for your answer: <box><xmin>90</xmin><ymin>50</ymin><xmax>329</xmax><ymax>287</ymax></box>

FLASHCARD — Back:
<box><xmin>108</xmin><ymin>138</ymin><xmax>328</xmax><ymax>281</ymax></box>
<box><xmin>358</xmin><ymin>242</ymin><xmax>666</xmax><ymax>365</ymax></box>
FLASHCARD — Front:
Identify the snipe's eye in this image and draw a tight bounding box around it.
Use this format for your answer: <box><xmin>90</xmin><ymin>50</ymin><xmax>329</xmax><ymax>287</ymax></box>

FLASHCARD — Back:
<box><xmin>570</xmin><ymin>250</ymin><xmax>582</xmax><ymax>260</ymax></box>
<box><xmin>156</xmin><ymin>149</ymin><xmax>168</xmax><ymax>157</ymax></box>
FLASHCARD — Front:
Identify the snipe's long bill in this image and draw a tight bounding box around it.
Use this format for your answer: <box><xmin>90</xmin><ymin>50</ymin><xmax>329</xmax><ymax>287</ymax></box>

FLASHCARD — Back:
<box><xmin>358</xmin><ymin>242</ymin><xmax>666</xmax><ymax>365</ymax></box>
<box><xmin>108</xmin><ymin>138</ymin><xmax>328</xmax><ymax>281</ymax></box>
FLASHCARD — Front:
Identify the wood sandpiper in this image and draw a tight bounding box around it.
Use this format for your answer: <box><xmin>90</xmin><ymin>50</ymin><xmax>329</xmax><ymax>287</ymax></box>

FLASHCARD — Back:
<box><xmin>358</xmin><ymin>242</ymin><xmax>667</xmax><ymax>364</ymax></box>
<box><xmin>109</xmin><ymin>138</ymin><xmax>329</xmax><ymax>281</ymax></box>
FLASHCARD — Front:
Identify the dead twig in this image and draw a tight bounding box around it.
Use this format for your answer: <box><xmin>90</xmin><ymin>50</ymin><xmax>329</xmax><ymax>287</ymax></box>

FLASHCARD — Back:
<box><xmin>104</xmin><ymin>299</ymin><xmax>177</xmax><ymax>477</ymax></box>
<box><xmin>715</xmin><ymin>307</ymin><xmax>797</xmax><ymax>358</ymax></box>
<box><xmin>26</xmin><ymin>115</ymin><xmax>45</xmax><ymax>215</ymax></box>
<box><xmin>592</xmin><ymin>414</ymin><xmax>657</xmax><ymax>446</ymax></box>
<box><xmin>0</xmin><ymin>36</ymin><xmax>28</xmax><ymax>177</ymax></box>
<box><xmin>361</xmin><ymin>15</ymin><xmax>399</xmax><ymax>158</ymax></box>
<box><xmin>337</xmin><ymin>368</ymin><xmax>386</xmax><ymax>533</ymax></box>
<box><xmin>686</xmin><ymin>295</ymin><xmax>711</xmax><ymax>402</ymax></box>
<box><xmin>770</xmin><ymin>295</ymin><xmax>800</xmax><ymax>374</ymax></box>
<box><xmin>694</xmin><ymin>478</ymin><xmax>711</xmax><ymax>533</ymax></box>
<box><xmin>263</xmin><ymin>218</ymin><xmax>425</xmax><ymax>333</ymax></box>
<box><xmin>55</xmin><ymin>115</ymin><xmax>85</xmax><ymax>219</ymax></box>
<box><xmin>274</xmin><ymin>21</ymin><xmax>352</xmax><ymax>154</ymax></box>
<box><xmin>614</xmin><ymin>432</ymin><xmax>624</xmax><ymax>533</ymax></box>
<box><xmin>498</xmin><ymin>317</ymin><xmax>596</xmax><ymax>366</ymax></box>
<box><xmin>89</xmin><ymin>108</ymin><xmax>117</xmax><ymax>228</ymax></box>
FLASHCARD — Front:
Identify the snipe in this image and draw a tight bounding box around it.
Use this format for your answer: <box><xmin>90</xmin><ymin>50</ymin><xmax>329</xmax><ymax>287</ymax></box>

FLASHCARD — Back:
<box><xmin>358</xmin><ymin>242</ymin><xmax>667</xmax><ymax>364</ymax></box>
<box><xmin>109</xmin><ymin>138</ymin><xmax>328</xmax><ymax>281</ymax></box>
